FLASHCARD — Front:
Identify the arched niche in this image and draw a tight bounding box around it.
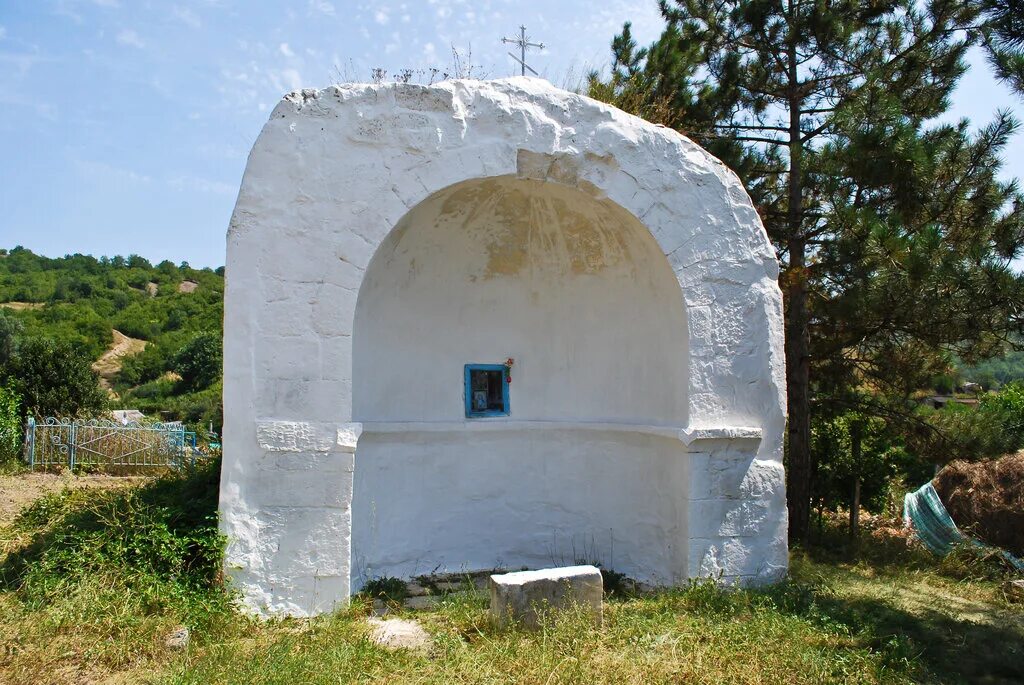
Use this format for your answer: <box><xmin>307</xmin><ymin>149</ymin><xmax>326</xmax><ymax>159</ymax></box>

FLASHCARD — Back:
<box><xmin>350</xmin><ymin>176</ymin><xmax>690</xmax><ymax>586</ymax></box>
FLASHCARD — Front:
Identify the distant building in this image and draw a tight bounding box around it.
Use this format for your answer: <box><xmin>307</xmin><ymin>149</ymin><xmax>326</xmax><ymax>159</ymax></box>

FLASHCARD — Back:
<box><xmin>110</xmin><ymin>409</ymin><xmax>145</xmax><ymax>424</ymax></box>
<box><xmin>926</xmin><ymin>396</ymin><xmax>980</xmax><ymax>410</ymax></box>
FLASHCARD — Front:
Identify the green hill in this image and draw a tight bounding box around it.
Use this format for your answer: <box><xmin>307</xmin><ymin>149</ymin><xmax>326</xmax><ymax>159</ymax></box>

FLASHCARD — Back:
<box><xmin>0</xmin><ymin>246</ymin><xmax>223</xmax><ymax>436</ymax></box>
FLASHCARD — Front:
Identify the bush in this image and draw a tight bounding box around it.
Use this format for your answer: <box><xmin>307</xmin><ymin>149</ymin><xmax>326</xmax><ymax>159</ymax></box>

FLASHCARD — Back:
<box><xmin>174</xmin><ymin>332</ymin><xmax>222</xmax><ymax>392</ymax></box>
<box><xmin>9</xmin><ymin>337</ymin><xmax>107</xmax><ymax>418</ymax></box>
<box><xmin>1</xmin><ymin>458</ymin><xmax>226</xmax><ymax>608</ymax></box>
<box><xmin>0</xmin><ymin>382</ymin><xmax>21</xmax><ymax>463</ymax></box>
<box><xmin>914</xmin><ymin>382</ymin><xmax>1024</xmax><ymax>462</ymax></box>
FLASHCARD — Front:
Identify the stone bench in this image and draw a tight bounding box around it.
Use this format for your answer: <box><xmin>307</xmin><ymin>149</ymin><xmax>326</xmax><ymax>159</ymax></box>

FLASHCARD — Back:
<box><xmin>489</xmin><ymin>565</ymin><xmax>603</xmax><ymax>629</ymax></box>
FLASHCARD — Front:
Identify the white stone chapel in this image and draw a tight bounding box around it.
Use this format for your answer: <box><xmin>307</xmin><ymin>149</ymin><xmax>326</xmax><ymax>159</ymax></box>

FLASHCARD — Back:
<box><xmin>219</xmin><ymin>78</ymin><xmax>788</xmax><ymax>616</ymax></box>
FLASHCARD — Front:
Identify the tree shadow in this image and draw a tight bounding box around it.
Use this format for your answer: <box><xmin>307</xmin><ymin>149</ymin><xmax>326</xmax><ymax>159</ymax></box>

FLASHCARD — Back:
<box><xmin>813</xmin><ymin>591</ymin><xmax>1024</xmax><ymax>684</ymax></box>
<box><xmin>788</xmin><ymin>531</ymin><xmax>1024</xmax><ymax>684</ymax></box>
<box><xmin>0</xmin><ymin>458</ymin><xmax>221</xmax><ymax>593</ymax></box>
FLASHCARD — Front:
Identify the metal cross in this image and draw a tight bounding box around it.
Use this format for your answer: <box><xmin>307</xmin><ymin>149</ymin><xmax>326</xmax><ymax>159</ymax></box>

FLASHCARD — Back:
<box><xmin>501</xmin><ymin>25</ymin><xmax>544</xmax><ymax>77</ymax></box>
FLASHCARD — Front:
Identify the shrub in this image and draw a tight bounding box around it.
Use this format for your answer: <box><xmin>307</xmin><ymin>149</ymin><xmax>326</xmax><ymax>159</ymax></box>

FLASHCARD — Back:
<box><xmin>174</xmin><ymin>332</ymin><xmax>222</xmax><ymax>392</ymax></box>
<box><xmin>361</xmin><ymin>576</ymin><xmax>408</xmax><ymax>602</ymax></box>
<box><xmin>9</xmin><ymin>337</ymin><xmax>107</xmax><ymax>418</ymax></box>
<box><xmin>0</xmin><ymin>382</ymin><xmax>21</xmax><ymax>463</ymax></box>
<box><xmin>1</xmin><ymin>458</ymin><xmax>227</xmax><ymax>612</ymax></box>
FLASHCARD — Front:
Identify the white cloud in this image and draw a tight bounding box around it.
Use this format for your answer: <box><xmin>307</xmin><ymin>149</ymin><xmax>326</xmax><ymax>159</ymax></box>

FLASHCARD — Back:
<box><xmin>75</xmin><ymin>159</ymin><xmax>151</xmax><ymax>184</ymax></box>
<box><xmin>116</xmin><ymin>29</ymin><xmax>144</xmax><ymax>48</ymax></box>
<box><xmin>92</xmin><ymin>0</ymin><xmax>121</xmax><ymax>7</ymax></box>
<box><xmin>308</xmin><ymin>0</ymin><xmax>335</xmax><ymax>16</ymax></box>
<box><xmin>374</xmin><ymin>9</ymin><xmax>389</xmax><ymax>25</ymax></box>
<box><xmin>168</xmin><ymin>174</ymin><xmax>235</xmax><ymax>195</ymax></box>
<box><xmin>172</xmin><ymin>6</ymin><xmax>201</xmax><ymax>29</ymax></box>
<box><xmin>279</xmin><ymin>42</ymin><xmax>294</xmax><ymax>57</ymax></box>
<box><xmin>268</xmin><ymin>67</ymin><xmax>304</xmax><ymax>93</ymax></box>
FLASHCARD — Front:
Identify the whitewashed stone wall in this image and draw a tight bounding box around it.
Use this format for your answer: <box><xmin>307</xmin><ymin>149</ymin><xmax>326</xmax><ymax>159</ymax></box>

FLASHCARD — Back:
<box><xmin>221</xmin><ymin>77</ymin><xmax>787</xmax><ymax>616</ymax></box>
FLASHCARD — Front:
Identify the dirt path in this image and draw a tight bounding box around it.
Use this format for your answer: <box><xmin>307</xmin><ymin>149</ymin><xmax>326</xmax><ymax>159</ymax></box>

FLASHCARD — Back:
<box><xmin>92</xmin><ymin>329</ymin><xmax>147</xmax><ymax>393</ymax></box>
<box><xmin>0</xmin><ymin>302</ymin><xmax>43</xmax><ymax>311</ymax></box>
<box><xmin>0</xmin><ymin>472</ymin><xmax>146</xmax><ymax>525</ymax></box>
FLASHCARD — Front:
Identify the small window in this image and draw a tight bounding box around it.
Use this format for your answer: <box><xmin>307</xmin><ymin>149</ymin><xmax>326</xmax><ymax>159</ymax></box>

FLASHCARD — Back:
<box><xmin>464</xmin><ymin>364</ymin><xmax>509</xmax><ymax>418</ymax></box>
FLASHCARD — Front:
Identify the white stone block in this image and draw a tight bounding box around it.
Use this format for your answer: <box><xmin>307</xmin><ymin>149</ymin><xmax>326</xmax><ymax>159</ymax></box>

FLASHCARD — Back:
<box><xmin>489</xmin><ymin>565</ymin><xmax>603</xmax><ymax>629</ymax></box>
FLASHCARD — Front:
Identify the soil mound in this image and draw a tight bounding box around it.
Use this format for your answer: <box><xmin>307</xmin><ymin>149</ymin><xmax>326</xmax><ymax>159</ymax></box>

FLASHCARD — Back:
<box><xmin>933</xmin><ymin>452</ymin><xmax>1024</xmax><ymax>557</ymax></box>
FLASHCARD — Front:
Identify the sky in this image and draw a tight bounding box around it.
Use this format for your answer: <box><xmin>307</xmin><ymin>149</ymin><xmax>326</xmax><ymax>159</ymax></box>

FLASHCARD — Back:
<box><xmin>0</xmin><ymin>0</ymin><xmax>1021</xmax><ymax>269</ymax></box>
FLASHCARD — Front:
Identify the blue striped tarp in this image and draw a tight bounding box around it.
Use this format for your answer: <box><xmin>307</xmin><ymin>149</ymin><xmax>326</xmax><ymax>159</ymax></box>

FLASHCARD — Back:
<box><xmin>904</xmin><ymin>481</ymin><xmax>1024</xmax><ymax>572</ymax></box>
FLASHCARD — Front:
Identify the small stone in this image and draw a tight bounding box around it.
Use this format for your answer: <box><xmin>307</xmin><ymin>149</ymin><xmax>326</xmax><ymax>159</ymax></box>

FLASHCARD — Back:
<box><xmin>372</xmin><ymin>598</ymin><xmax>396</xmax><ymax>616</ymax></box>
<box><xmin>490</xmin><ymin>565</ymin><xmax>603</xmax><ymax>630</ymax></box>
<box><xmin>165</xmin><ymin>626</ymin><xmax>190</xmax><ymax>650</ymax></box>
<box><xmin>366</xmin><ymin>617</ymin><xmax>432</xmax><ymax>652</ymax></box>
<box><xmin>434</xmin><ymin>580</ymin><xmax>464</xmax><ymax>593</ymax></box>
<box><xmin>405</xmin><ymin>582</ymin><xmax>430</xmax><ymax>597</ymax></box>
<box><xmin>1004</xmin><ymin>579</ymin><xmax>1024</xmax><ymax>602</ymax></box>
<box><xmin>403</xmin><ymin>595</ymin><xmax>439</xmax><ymax>610</ymax></box>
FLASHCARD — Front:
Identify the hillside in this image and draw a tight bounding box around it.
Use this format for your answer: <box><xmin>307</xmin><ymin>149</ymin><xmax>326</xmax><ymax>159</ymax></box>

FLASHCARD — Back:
<box><xmin>0</xmin><ymin>247</ymin><xmax>224</xmax><ymax>434</ymax></box>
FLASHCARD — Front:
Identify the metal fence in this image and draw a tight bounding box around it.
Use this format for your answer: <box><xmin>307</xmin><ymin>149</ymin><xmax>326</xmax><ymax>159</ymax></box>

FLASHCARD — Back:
<box><xmin>24</xmin><ymin>417</ymin><xmax>198</xmax><ymax>471</ymax></box>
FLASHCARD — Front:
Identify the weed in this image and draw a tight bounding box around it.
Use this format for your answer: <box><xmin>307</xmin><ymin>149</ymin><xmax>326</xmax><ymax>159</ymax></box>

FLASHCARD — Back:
<box><xmin>360</xmin><ymin>576</ymin><xmax>408</xmax><ymax>603</ymax></box>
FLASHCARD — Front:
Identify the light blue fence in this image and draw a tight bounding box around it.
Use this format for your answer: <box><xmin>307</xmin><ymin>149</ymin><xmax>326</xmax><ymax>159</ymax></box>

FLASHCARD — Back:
<box><xmin>25</xmin><ymin>417</ymin><xmax>197</xmax><ymax>470</ymax></box>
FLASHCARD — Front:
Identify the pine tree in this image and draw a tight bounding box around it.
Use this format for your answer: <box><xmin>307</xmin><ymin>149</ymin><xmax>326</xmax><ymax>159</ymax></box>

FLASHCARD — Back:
<box><xmin>590</xmin><ymin>0</ymin><xmax>1024</xmax><ymax>540</ymax></box>
<box><xmin>977</xmin><ymin>0</ymin><xmax>1024</xmax><ymax>94</ymax></box>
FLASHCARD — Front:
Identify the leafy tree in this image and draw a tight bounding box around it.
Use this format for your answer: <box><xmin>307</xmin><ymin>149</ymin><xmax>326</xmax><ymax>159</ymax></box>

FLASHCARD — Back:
<box><xmin>591</xmin><ymin>1</ymin><xmax>1024</xmax><ymax>540</ymax></box>
<box><xmin>10</xmin><ymin>337</ymin><xmax>106</xmax><ymax>417</ymax></box>
<box><xmin>910</xmin><ymin>382</ymin><xmax>1024</xmax><ymax>462</ymax></box>
<box><xmin>0</xmin><ymin>311</ymin><xmax>22</xmax><ymax>370</ymax></box>
<box><xmin>173</xmin><ymin>332</ymin><xmax>222</xmax><ymax>392</ymax></box>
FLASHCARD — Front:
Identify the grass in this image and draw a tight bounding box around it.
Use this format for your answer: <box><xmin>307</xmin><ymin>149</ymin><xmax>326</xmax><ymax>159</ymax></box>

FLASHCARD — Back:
<box><xmin>0</xmin><ymin>466</ymin><xmax>1021</xmax><ymax>684</ymax></box>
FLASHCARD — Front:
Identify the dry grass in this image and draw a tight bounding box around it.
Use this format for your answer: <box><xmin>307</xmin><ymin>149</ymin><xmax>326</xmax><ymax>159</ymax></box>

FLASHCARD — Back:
<box><xmin>0</xmin><ymin>472</ymin><xmax>1021</xmax><ymax>684</ymax></box>
<box><xmin>933</xmin><ymin>451</ymin><xmax>1024</xmax><ymax>556</ymax></box>
<box><xmin>0</xmin><ymin>471</ymin><xmax>143</xmax><ymax>523</ymax></box>
<box><xmin>0</xmin><ymin>302</ymin><xmax>43</xmax><ymax>311</ymax></box>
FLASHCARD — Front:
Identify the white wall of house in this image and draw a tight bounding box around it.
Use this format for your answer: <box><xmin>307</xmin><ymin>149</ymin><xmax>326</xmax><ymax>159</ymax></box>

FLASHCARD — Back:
<box><xmin>220</xmin><ymin>78</ymin><xmax>788</xmax><ymax>617</ymax></box>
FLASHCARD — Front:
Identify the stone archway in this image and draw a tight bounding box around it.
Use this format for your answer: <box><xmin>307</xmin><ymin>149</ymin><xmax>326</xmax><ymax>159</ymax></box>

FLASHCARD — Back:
<box><xmin>219</xmin><ymin>78</ymin><xmax>788</xmax><ymax>616</ymax></box>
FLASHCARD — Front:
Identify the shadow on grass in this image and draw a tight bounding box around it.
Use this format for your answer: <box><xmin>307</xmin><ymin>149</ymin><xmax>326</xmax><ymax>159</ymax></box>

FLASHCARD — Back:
<box><xmin>814</xmin><ymin>591</ymin><xmax>1024</xmax><ymax>684</ymax></box>
<box><xmin>0</xmin><ymin>458</ymin><xmax>222</xmax><ymax>595</ymax></box>
<box><xmin>784</xmin><ymin>526</ymin><xmax>1024</xmax><ymax>684</ymax></box>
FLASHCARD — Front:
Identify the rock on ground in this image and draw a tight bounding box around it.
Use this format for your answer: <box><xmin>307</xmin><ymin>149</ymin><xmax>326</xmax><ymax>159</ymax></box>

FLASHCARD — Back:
<box><xmin>165</xmin><ymin>626</ymin><xmax>190</xmax><ymax>650</ymax></box>
<box><xmin>366</xmin><ymin>617</ymin><xmax>431</xmax><ymax>652</ymax></box>
<box><xmin>490</xmin><ymin>565</ymin><xmax>603</xmax><ymax>629</ymax></box>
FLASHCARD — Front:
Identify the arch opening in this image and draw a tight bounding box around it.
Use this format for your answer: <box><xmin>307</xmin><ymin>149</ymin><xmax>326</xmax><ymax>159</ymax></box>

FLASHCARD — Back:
<box><xmin>351</xmin><ymin>175</ymin><xmax>692</xmax><ymax>586</ymax></box>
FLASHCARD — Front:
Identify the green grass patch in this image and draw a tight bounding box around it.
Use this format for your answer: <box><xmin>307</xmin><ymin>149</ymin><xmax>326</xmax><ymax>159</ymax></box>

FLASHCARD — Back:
<box><xmin>0</xmin><ymin>471</ymin><xmax>1021</xmax><ymax>684</ymax></box>
<box><xmin>0</xmin><ymin>459</ymin><xmax>237</xmax><ymax>683</ymax></box>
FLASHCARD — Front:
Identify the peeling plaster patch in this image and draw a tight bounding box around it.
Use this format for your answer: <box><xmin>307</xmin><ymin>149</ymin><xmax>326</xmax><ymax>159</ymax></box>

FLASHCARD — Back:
<box><xmin>256</xmin><ymin>420</ymin><xmax>352</xmax><ymax>453</ymax></box>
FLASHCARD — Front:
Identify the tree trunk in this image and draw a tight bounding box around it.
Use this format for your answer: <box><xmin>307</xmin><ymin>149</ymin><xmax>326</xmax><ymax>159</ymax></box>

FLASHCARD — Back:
<box><xmin>785</xmin><ymin>246</ymin><xmax>811</xmax><ymax>542</ymax></box>
<box><xmin>784</xmin><ymin>27</ymin><xmax>812</xmax><ymax>542</ymax></box>
<box><xmin>850</xmin><ymin>421</ymin><xmax>862</xmax><ymax>538</ymax></box>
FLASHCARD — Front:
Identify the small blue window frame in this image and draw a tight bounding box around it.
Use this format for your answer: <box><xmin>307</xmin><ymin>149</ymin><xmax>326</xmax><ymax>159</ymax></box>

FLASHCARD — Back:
<box><xmin>464</xmin><ymin>364</ymin><xmax>510</xmax><ymax>418</ymax></box>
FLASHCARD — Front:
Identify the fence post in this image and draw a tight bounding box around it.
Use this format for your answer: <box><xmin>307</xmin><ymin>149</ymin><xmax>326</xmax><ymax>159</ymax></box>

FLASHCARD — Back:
<box><xmin>69</xmin><ymin>420</ymin><xmax>76</xmax><ymax>471</ymax></box>
<box><xmin>26</xmin><ymin>417</ymin><xmax>35</xmax><ymax>469</ymax></box>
